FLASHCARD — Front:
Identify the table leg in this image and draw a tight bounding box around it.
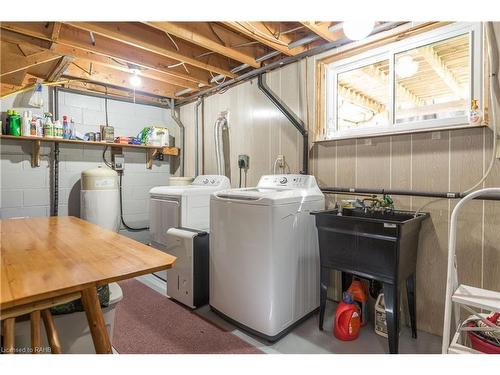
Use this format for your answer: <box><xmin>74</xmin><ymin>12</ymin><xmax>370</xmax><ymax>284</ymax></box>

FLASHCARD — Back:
<box><xmin>2</xmin><ymin>318</ymin><xmax>15</xmax><ymax>354</ymax></box>
<box><xmin>406</xmin><ymin>274</ymin><xmax>417</xmax><ymax>339</ymax></box>
<box><xmin>81</xmin><ymin>287</ymin><xmax>112</xmax><ymax>354</ymax></box>
<box><xmin>319</xmin><ymin>267</ymin><xmax>328</xmax><ymax>331</ymax></box>
<box><xmin>41</xmin><ymin>309</ymin><xmax>62</xmax><ymax>354</ymax></box>
<box><xmin>30</xmin><ymin>310</ymin><xmax>42</xmax><ymax>354</ymax></box>
<box><xmin>383</xmin><ymin>282</ymin><xmax>399</xmax><ymax>354</ymax></box>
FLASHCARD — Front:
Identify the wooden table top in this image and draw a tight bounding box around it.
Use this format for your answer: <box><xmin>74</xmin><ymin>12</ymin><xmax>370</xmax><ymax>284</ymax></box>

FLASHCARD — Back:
<box><xmin>1</xmin><ymin>216</ymin><xmax>176</xmax><ymax>310</ymax></box>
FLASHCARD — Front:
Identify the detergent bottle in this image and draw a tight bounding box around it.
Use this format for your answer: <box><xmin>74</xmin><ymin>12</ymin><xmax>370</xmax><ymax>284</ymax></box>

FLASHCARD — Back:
<box><xmin>334</xmin><ymin>292</ymin><xmax>361</xmax><ymax>341</ymax></box>
<box><xmin>347</xmin><ymin>279</ymin><xmax>368</xmax><ymax>326</ymax></box>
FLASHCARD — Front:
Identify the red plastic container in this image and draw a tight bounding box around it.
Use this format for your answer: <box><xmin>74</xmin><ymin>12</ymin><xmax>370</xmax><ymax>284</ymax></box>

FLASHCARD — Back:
<box><xmin>334</xmin><ymin>292</ymin><xmax>361</xmax><ymax>341</ymax></box>
<box><xmin>466</xmin><ymin>313</ymin><xmax>500</xmax><ymax>354</ymax></box>
<box><xmin>347</xmin><ymin>280</ymin><xmax>368</xmax><ymax>326</ymax></box>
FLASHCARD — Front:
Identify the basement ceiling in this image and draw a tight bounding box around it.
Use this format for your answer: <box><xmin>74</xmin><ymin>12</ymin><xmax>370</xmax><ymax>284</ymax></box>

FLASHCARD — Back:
<box><xmin>0</xmin><ymin>21</ymin><xmax>383</xmax><ymax>103</ymax></box>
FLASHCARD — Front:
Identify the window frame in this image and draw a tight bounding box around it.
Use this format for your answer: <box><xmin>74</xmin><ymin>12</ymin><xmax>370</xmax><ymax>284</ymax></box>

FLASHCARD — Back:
<box><xmin>323</xmin><ymin>22</ymin><xmax>484</xmax><ymax>140</ymax></box>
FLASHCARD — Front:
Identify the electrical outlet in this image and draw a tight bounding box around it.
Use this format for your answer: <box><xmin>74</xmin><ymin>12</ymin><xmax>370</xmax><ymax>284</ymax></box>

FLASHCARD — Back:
<box><xmin>277</xmin><ymin>154</ymin><xmax>285</xmax><ymax>168</ymax></box>
<box><xmin>431</xmin><ymin>131</ymin><xmax>441</xmax><ymax>140</ymax></box>
<box><xmin>238</xmin><ymin>154</ymin><xmax>249</xmax><ymax>170</ymax></box>
<box><xmin>113</xmin><ymin>154</ymin><xmax>124</xmax><ymax>171</ymax></box>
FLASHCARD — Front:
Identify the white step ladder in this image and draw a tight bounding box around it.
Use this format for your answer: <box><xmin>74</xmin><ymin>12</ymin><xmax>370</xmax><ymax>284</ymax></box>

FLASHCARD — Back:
<box><xmin>442</xmin><ymin>188</ymin><xmax>500</xmax><ymax>354</ymax></box>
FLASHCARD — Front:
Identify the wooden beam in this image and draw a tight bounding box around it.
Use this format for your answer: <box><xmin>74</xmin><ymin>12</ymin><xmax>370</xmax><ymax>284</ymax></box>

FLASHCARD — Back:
<box><xmin>61</xmin><ymin>81</ymin><xmax>172</xmax><ymax>106</ymax></box>
<box><xmin>65</xmin><ymin>22</ymin><xmax>236</xmax><ymax>78</ymax></box>
<box><xmin>64</xmin><ymin>60</ymin><xmax>178</xmax><ymax>98</ymax></box>
<box><xmin>419</xmin><ymin>45</ymin><xmax>466</xmax><ymax>99</ymax></box>
<box><xmin>46</xmin><ymin>56</ymin><xmax>74</xmax><ymax>82</ymax></box>
<box><xmin>361</xmin><ymin>65</ymin><xmax>423</xmax><ymax>106</ymax></box>
<box><xmin>51</xmin><ymin>22</ymin><xmax>62</xmax><ymax>42</ymax></box>
<box><xmin>221</xmin><ymin>22</ymin><xmax>307</xmax><ymax>56</ymax></box>
<box><xmin>50</xmin><ymin>43</ymin><xmax>199</xmax><ymax>90</ymax></box>
<box><xmin>1</xmin><ymin>27</ymin><xmax>52</xmax><ymax>49</ymax></box>
<box><xmin>0</xmin><ymin>74</ymin><xmax>37</xmax><ymax>98</ymax></box>
<box><xmin>1</xmin><ymin>50</ymin><xmax>61</xmax><ymax>77</ymax></box>
<box><xmin>145</xmin><ymin>22</ymin><xmax>260</xmax><ymax>68</ymax></box>
<box><xmin>1</xmin><ymin>70</ymin><xmax>28</xmax><ymax>86</ymax></box>
<box><xmin>1</xmin><ymin>23</ymin><xmax>212</xmax><ymax>87</ymax></box>
<box><xmin>301</xmin><ymin>22</ymin><xmax>341</xmax><ymax>42</ymax></box>
<box><xmin>338</xmin><ymin>84</ymin><xmax>386</xmax><ymax>113</ymax></box>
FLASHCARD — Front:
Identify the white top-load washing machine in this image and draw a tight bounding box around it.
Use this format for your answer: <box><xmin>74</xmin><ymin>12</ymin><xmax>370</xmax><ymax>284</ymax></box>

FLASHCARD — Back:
<box><xmin>149</xmin><ymin>175</ymin><xmax>230</xmax><ymax>282</ymax></box>
<box><xmin>209</xmin><ymin>174</ymin><xmax>325</xmax><ymax>340</ymax></box>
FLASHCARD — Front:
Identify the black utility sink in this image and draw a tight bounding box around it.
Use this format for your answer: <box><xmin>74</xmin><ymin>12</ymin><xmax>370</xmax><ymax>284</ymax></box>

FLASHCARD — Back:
<box><xmin>311</xmin><ymin>207</ymin><xmax>428</xmax><ymax>354</ymax></box>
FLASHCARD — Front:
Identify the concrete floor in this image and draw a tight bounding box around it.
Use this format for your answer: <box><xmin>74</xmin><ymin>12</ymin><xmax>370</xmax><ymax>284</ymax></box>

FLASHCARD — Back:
<box><xmin>137</xmin><ymin>274</ymin><xmax>441</xmax><ymax>354</ymax></box>
<box><xmin>194</xmin><ymin>301</ymin><xmax>442</xmax><ymax>354</ymax></box>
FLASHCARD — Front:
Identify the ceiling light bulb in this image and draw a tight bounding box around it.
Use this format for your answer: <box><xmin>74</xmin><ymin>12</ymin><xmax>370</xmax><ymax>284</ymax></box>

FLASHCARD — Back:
<box><xmin>342</xmin><ymin>21</ymin><xmax>374</xmax><ymax>41</ymax></box>
<box><xmin>396</xmin><ymin>55</ymin><xmax>419</xmax><ymax>78</ymax></box>
<box><xmin>129</xmin><ymin>73</ymin><xmax>141</xmax><ymax>87</ymax></box>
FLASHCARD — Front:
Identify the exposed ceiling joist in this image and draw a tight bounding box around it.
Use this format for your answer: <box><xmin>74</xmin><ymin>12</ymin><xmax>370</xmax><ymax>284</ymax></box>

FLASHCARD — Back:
<box><xmin>0</xmin><ymin>49</ymin><xmax>61</xmax><ymax>77</ymax></box>
<box><xmin>46</xmin><ymin>56</ymin><xmax>74</xmax><ymax>82</ymax></box>
<box><xmin>1</xmin><ymin>70</ymin><xmax>28</xmax><ymax>86</ymax></box>
<box><xmin>338</xmin><ymin>84</ymin><xmax>386</xmax><ymax>113</ymax></box>
<box><xmin>145</xmin><ymin>22</ymin><xmax>261</xmax><ymax>68</ymax></box>
<box><xmin>300</xmin><ymin>22</ymin><xmax>341</xmax><ymax>42</ymax></box>
<box><xmin>221</xmin><ymin>22</ymin><xmax>306</xmax><ymax>56</ymax></box>
<box><xmin>51</xmin><ymin>22</ymin><xmax>62</xmax><ymax>42</ymax></box>
<box><xmin>419</xmin><ymin>45</ymin><xmax>466</xmax><ymax>99</ymax></box>
<box><xmin>1</xmin><ymin>73</ymin><xmax>38</xmax><ymax>98</ymax></box>
<box><xmin>0</xmin><ymin>23</ymin><xmax>210</xmax><ymax>88</ymax></box>
<box><xmin>63</xmin><ymin>60</ymin><xmax>178</xmax><ymax>98</ymax></box>
<box><xmin>65</xmin><ymin>22</ymin><xmax>237</xmax><ymax>78</ymax></box>
<box><xmin>361</xmin><ymin>65</ymin><xmax>423</xmax><ymax>106</ymax></box>
<box><xmin>50</xmin><ymin>44</ymin><xmax>199</xmax><ymax>91</ymax></box>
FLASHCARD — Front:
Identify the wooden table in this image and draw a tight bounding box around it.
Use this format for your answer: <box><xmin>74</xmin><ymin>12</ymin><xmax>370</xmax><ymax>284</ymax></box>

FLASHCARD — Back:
<box><xmin>0</xmin><ymin>216</ymin><xmax>176</xmax><ymax>354</ymax></box>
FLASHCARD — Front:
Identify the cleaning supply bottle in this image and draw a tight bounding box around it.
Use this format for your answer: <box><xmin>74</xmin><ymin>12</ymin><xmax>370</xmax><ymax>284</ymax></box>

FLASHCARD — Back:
<box><xmin>54</xmin><ymin>120</ymin><xmax>63</xmax><ymax>139</ymax></box>
<box><xmin>468</xmin><ymin>99</ymin><xmax>482</xmax><ymax>126</ymax></box>
<box><xmin>4</xmin><ymin>109</ymin><xmax>12</xmax><ymax>134</ymax></box>
<box><xmin>62</xmin><ymin>116</ymin><xmax>71</xmax><ymax>139</ymax></box>
<box><xmin>9</xmin><ymin>111</ymin><xmax>21</xmax><ymax>136</ymax></box>
<box><xmin>70</xmin><ymin>118</ymin><xmax>76</xmax><ymax>139</ymax></box>
<box><xmin>30</xmin><ymin>116</ymin><xmax>38</xmax><ymax>136</ymax></box>
<box><xmin>334</xmin><ymin>292</ymin><xmax>361</xmax><ymax>341</ymax></box>
<box><xmin>21</xmin><ymin>111</ymin><xmax>31</xmax><ymax>136</ymax></box>
<box><xmin>43</xmin><ymin>113</ymin><xmax>54</xmax><ymax>138</ymax></box>
<box><xmin>347</xmin><ymin>279</ymin><xmax>368</xmax><ymax>326</ymax></box>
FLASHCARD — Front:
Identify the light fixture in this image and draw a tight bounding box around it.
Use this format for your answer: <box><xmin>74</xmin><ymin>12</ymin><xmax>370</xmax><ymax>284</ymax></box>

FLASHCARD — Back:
<box><xmin>396</xmin><ymin>55</ymin><xmax>419</xmax><ymax>78</ymax></box>
<box><xmin>129</xmin><ymin>70</ymin><xmax>142</xmax><ymax>87</ymax></box>
<box><xmin>342</xmin><ymin>21</ymin><xmax>374</xmax><ymax>41</ymax></box>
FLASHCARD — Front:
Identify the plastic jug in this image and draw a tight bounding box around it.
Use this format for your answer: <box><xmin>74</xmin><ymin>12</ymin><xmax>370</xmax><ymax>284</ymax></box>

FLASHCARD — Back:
<box><xmin>347</xmin><ymin>279</ymin><xmax>368</xmax><ymax>326</ymax></box>
<box><xmin>334</xmin><ymin>292</ymin><xmax>361</xmax><ymax>341</ymax></box>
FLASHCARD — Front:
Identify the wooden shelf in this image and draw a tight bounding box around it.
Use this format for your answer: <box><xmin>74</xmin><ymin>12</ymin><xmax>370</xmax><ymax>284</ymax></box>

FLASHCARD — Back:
<box><xmin>0</xmin><ymin>135</ymin><xmax>179</xmax><ymax>169</ymax></box>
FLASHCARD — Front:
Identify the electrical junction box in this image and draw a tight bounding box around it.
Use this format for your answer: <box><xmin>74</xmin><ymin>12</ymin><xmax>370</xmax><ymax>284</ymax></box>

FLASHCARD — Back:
<box><xmin>238</xmin><ymin>154</ymin><xmax>249</xmax><ymax>170</ymax></box>
<box><xmin>113</xmin><ymin>154</ymin><xmax>125</xmax><ymax>171</ymax></box>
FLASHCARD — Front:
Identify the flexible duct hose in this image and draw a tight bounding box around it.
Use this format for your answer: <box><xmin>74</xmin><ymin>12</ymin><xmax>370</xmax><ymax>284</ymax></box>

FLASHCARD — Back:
<box><xmin>214</xmin><ymin>113</ymin><xmax>228</xmax><ymax>175</ymax></box>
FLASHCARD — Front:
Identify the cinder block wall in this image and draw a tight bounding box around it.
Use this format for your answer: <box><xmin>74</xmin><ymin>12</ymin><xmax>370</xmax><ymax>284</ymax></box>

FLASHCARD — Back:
<box><xmin>0</xmin><ymin>88</ymin><xmax>176</xmax><ymax>240</ymax></box>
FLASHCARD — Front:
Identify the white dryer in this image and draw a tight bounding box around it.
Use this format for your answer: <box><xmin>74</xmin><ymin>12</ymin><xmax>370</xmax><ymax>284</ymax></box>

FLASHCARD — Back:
<box><xmin>209</xmin><ymin>174</ymin><xmax>325</xmax><ymax>340</ymax></box>
<box><xmin>149</xmin><ymin>175</ymin><xmax>230</xmax><ymax>281</ymax></box>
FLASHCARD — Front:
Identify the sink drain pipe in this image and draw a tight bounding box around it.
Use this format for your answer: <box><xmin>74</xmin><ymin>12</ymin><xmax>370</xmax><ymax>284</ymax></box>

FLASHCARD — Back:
<box><xmin>257</xmin><ymin>73</ymin><xmax>308</xmax><ymax>175</ymax></box>
<box><xmin>321</xmin><ymin>187</ymin><xmax>500</xmax><ymax>202</ymax></box>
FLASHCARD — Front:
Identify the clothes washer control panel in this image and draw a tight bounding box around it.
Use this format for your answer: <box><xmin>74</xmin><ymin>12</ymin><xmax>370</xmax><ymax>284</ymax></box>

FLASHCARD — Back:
<box><xmin>257</xmin><ymin>174</ymin><xmax>316</xmax><ymax>189</ymax></box>
<box><xmin>192</xmin><ymin>175</ymin><xmax>227</xmax><ymax>186</ymax></box>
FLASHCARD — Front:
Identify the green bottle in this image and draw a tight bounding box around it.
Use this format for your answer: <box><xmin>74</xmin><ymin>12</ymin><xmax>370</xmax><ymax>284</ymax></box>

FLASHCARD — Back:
<box><xmin>9</xmin><ymin>111</ymin><xmax>21</xmax><ymax>136</ymax></box>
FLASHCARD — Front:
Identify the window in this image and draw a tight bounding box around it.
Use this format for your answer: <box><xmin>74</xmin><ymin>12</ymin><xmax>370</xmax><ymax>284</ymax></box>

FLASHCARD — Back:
<box><xmin>323</xmin><ymin>23</ymin><xmax>484</xmax><ymax>140</ymax></box>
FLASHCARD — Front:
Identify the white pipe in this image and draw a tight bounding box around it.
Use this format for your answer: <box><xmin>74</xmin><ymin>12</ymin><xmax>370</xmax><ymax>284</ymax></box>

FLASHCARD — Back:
<box><xmin>441</xmin><ymin>188</ymin><xmax>500</xmax><ymax>353</ymax></box>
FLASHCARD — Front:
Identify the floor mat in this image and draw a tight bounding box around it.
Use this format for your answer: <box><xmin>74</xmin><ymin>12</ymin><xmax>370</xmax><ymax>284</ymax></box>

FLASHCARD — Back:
<box><xmin>112</xmin><ymin>279</ymin><xmax>261</xmax><ymax>354</ymax></box>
